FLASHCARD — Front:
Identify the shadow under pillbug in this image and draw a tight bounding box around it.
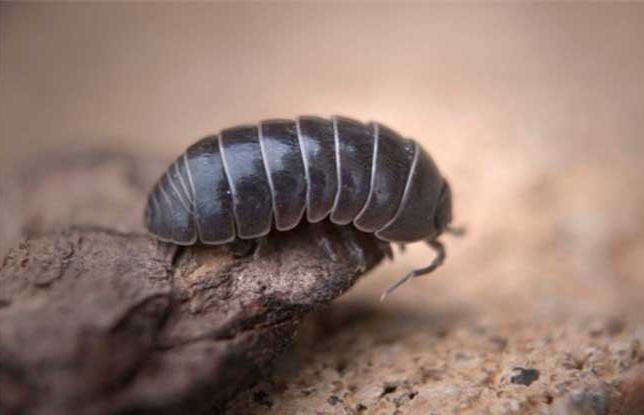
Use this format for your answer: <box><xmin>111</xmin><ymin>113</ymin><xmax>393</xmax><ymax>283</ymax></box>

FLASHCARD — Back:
<box><xmin>144</xmin><ymin>116</ymin><xmax>459</xmax><ymax>297</ymax></box>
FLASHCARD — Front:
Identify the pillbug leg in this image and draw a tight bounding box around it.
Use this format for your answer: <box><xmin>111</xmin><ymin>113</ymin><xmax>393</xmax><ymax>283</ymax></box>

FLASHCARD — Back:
<box><xmin>397</xmin><ymin>243</ymin><xmax>407</xmax><ymax>253</ymax></box>
<box><xmin>229</xmin><ymin>237</ymin><xmax>267</xmax><ymax>259</ymax></box>
<box><xmin>253</xmin><ymin>236</ymin><xmax>268</xmax><ymax>260</ymax></box>
<box><xmin>339</xmin><ymin>226</ymin><xmax>366</xmax><ymax>270</ymax></box>
<box><xmin>378</xmin><ymin>241</ymin><xmax>394</xmax><ymax>260</ymax></box>
<box><xmin>229</xmin><ymin>238</ymin><xmax>255</xmax><ymax>258</ymax></box>
<box><xmin>318</xmin><ymin>236</ymin><xmax>338</xmax><ymax>262</ymax></box>
<box><xmin>380</xmin><ymin>240</ymin><xmax>445</xmax><ymax>301</ymax></box>
<box><xmin>377</xmin><ymin>241</ymin><xmax>393</xmax><ymax>260</ymax></box>
<box><xmin>171</xmin><ymin>245</ymin><xmax>186</xmax><ymax>267</ymax></box>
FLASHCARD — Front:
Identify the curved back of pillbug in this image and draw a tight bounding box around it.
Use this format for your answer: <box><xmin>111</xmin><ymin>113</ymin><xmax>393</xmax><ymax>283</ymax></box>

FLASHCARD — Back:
<box><xmin>145</xmin><ymin>115</ymin><xmax>452</xmax><ymax>247</ymax></box>
<box><xmin>219</xmin><ymin>125</ymin><xmax>274</xmax><ymax>239</ymax></box>
<box><xmin>296</xmin><ymin>116</ymin><xmax>338</xmax><ymax>223</ymax></box>
<box><xmin>259</xmin><ymin>119</ymin><xmax>307</xmax><ymax>231</ymax></box>
<box><xmin>144</xmin><ymin>155</ymin><xmax>197</xmax><ymax>245</ymax></box>
<box><xmin>184</xmin><ymin>135</ymin><xmax>236</xmax><ymax>244</ymax></box>
<box><xmin>353</xmin><ymin>123</ymin><xmax>416</xmax><ymax>233</ymax></box>
<box><xmin>329</xmin><ymin>116</ymin><xmax>377</xmax><ymax>225</ymax></box>
<box><xmin>144</xmin><ymin>185</ymin><xmax>171</xmax><ymax>241</ymax></box>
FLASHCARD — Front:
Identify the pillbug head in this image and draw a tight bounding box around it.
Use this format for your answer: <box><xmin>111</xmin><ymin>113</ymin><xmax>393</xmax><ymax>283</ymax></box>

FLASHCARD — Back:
<box><xmin>433</xmin><ymin>180</ymin><xmax>453</xmax><ymax>237</ymax></box>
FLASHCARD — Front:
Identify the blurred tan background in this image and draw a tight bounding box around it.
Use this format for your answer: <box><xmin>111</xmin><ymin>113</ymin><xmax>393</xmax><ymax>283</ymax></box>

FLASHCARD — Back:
<box><xmin>2</xmin><ymin>3</ymin><xmax>643</xmax><ymax>414</ymax></box>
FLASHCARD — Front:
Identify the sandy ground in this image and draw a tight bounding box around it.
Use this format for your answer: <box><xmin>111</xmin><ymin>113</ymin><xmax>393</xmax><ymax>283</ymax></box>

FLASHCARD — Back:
<box><xmin>2</xmin><ymin>4</ymin><xmax>643</xmax><ymax>414</ymax></box>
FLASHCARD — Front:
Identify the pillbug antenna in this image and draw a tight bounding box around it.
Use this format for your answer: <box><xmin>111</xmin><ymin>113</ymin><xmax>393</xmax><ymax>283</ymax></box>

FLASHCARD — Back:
<box><xmin>380</xmin><ymin>240</ymin><xmax>446</xmax><ymax>301</ymax></box>
<box><xmin>445</xmin><ymin>225</ymin><xmax>466</xmax><ymax>237</ymax></box>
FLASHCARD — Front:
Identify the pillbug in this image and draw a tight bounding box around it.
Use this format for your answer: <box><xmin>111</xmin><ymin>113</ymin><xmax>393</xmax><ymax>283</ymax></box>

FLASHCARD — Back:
<box><xmin>144</xmin><ymin>116</ymin><xmax>459</xmax><ymax>297</ymax></box>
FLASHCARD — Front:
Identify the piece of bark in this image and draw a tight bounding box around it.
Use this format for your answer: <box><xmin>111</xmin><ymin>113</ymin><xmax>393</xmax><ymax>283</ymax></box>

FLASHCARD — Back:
<box><xmin>0</xmin><ymin>150</ymin><xmax>385</xmax><ymax>415</ymax></box>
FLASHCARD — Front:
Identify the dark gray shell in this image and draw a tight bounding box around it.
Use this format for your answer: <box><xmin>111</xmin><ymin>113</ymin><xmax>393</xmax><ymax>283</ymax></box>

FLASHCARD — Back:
<box><xmin>144</xmin><ymin>116</ymin><xmax>450</xmax><ymax>245</ymax></box>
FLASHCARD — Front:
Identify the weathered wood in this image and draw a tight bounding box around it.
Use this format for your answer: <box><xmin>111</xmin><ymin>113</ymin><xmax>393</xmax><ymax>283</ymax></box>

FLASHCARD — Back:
<box><xmin>0</xmin><ymin>150</ymin><xmax>384</xmax><ymax>415</ymax></box>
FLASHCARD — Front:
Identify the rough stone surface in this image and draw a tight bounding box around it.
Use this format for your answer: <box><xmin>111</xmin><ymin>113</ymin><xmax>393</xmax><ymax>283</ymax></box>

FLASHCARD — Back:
<box><xmin>225</xmin><ymin>307</ymin><xmax>643</xmax><ymax>415</ymax></box>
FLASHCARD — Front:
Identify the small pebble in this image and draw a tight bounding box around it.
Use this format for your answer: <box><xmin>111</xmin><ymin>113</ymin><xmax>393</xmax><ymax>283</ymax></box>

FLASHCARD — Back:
<box><xmin>327</xmin><ymin>395</ymin><xmax>342</xmax><ymax>406</ymax></box>
<box><xmin>510</xmin><ymin>367</ymin><xmax>540</xmax><ymax>386</ymax></box>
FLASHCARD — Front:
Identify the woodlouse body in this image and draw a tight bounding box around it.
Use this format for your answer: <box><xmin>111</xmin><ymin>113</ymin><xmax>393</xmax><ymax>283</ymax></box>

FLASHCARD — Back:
<box><xmin>145</xmin><ymin>116</ymin><xmax>453</xmax><ymax>247</ymax></box>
